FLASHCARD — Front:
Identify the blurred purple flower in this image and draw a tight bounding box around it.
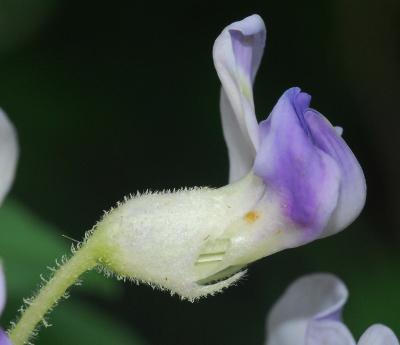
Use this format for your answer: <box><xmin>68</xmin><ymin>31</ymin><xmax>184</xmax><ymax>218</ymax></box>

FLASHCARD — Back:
<box><xmin>265</xmin><ymin>274</ymin><xmax>399</xmax><ymax>345</ymax></box>
<box><xmin>0</xmin><ymin>268</ymin><xmax>11</xmax><ymax>345</ymax></box>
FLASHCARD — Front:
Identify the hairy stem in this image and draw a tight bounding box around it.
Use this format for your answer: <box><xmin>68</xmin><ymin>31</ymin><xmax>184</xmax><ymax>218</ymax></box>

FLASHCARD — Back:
<box><xmin>8</xmin><ymin>237</ymin><xmax>103</xmax><ymax>345</ymax></box>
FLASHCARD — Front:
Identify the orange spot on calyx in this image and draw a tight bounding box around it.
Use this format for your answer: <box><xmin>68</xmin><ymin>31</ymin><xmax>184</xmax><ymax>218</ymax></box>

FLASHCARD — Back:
<box><xmin>244</xmin><ymin>211</ymin><xmax>260</xmax><ymax>224</ymax></box>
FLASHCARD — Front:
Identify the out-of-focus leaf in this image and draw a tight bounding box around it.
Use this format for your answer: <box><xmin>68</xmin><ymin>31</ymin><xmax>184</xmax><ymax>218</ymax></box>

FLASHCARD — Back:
<box><xmin>34</xmin><ymin>299</ymin><xmax>146</xmax><ymax>345</ymax></box>
<box><xmin>0</xmin><ymin>198</ymin><xmax>121</xmax><ymax>298</ymax></box>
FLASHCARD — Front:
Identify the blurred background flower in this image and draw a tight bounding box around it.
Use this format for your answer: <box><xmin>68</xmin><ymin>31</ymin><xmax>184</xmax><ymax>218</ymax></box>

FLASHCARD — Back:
<box><xmin>266</xmin><ymin>274</ymin><xmax>399</xmax><ymax>345</ymax></box>
<box><xmin>0</xmin><ymin>267</ymin><xmax>11</xmax><ymax>345</ymax></box>
<box><xmin>0</xmin><ymin>1</ymin><xmax>398</xmax><ymax>345</ymax></box>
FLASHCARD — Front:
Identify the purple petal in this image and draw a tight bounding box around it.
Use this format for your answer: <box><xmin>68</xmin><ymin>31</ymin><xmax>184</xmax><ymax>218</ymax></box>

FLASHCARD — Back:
<box><xmin>0</xmin><ymin>330</ymin><xmax>11</xmax><ymax>345</ymax></box>
<box><xmin>213</xmin><ymin>15</ymin><xmax>266</xmax><ymax>182</ymax></box>
<box><xmin>358</xmin><ymin>325</ymin><xmax>399</xmax><ymax>345</ymax></box>
<box><xmin>266</xmin><ymin>274</ymin><xmax>349</xmax><ymax>345</ymax></box>
<box><xmin>306</xmin><ymin>320</ymin><xmax>356</xmax><ymax>345</ymax></box>
<box><xmin>304</xmin><ymin>109</ymin><xmax>366</xmax><ymax>236</ymax></box>
<box><xmin>0</xmin><ymin>109</ymin><xmax>18</xmax><ymax>205</ymax></box>
<box><xmin>254</xmin><ymin>88</ymin><xmax>341</xmax><ymax>242</ymax></box>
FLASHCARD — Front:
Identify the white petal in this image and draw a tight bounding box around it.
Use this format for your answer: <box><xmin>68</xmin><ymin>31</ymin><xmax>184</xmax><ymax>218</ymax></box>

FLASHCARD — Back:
<box><xmin>0</xmin><ymin>265</ymin><xmax>6</xmax><ymax>315</ymax></box>
<box><xmin>0</xmin><ymin>109</ymin><xmax>18</xmax><ymax>204</ymax></box>
<box><xmin>220</xmin><ymin>91</ymin><xmax>256</xmax><ymax>182</ymax></box>
<box><xmin>266</xmin><ymin>274</ymin><xmax>348</xmax><ymax>345</ymax></box>
<box><xmin>213</xmin><ymin>15</ymin><xmax>266</xmax><ymax>182</ymax></box>
<box><xmin>335</xmin><ymin>126</ymin><xmax>343</xmax><ymax>136</ymax></box>
<box><xmin>306</xmin><ymin>320</ymin><xmax>356</xmax><ymax>345</ymax></box>
<box><xmin>358</xmin><ymin>325</ymin><xmax>399</xmax><ymax>345</ymax></box>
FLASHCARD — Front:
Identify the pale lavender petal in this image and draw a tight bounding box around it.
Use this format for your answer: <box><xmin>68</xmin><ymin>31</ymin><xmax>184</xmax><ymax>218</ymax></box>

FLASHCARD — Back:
<box><xmin>358</xmin><ymin>325</ymin><xmax>399</xmax><ymax>345</ymax></box>
<box><xmin>213</xmin><ymin>15</ymin><xmax>266</xmax><ymax>182</ymax></box>
<box><xmin>220</xmin><ymin>90</ymin><xmax>256</xmax><ymax>182</ymax></box>
<box><xmin>266</xmin><ymin>274</ymin><xmax>348</xmax><ymax>345</ymax></box>
<box><xmin>0</xmin><ymin>331</ymin><xmax>11</xmax><ymax>345</ymax></box>
<box><xmin>304</xmin><ymin>110</ymin><xmax>366</xmax><ymax>237</ymax></box>
<box><xmin>0</xmin><ymin>109</ymin><xmax>18</xmax><ymax>205</ymax></box>
<box><xmin>335</xmin><ymin>126</ymin><xmax>343</xmax><ymax>136</ymax></box>
<box><xmin>0</xmin><ymin>266</ymin><xmax>5</xmax><ymax>315</ymax></box>
<box><xmin>254</xmin><ymin>88</ymin><xmax>341</xmax><ymax>242</ymax></box>
<box><xmin>306</xmin><ymin>320</ymin><xmax>356</xmax><ymax>345</ymax></box>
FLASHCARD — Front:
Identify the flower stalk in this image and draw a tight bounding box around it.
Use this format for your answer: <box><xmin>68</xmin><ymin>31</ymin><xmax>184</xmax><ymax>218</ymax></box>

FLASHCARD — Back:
<box><xmin>8</xmin><ymin>237</ymin><xmax>105</xmax><ymax>345</ymax></box>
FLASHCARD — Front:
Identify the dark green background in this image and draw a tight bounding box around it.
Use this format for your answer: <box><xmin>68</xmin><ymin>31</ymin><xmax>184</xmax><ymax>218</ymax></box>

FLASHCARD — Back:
<box><xmin>0</xmin><ymin>0</ymin><xmax>399</xmax><ymax>344</ymax></box>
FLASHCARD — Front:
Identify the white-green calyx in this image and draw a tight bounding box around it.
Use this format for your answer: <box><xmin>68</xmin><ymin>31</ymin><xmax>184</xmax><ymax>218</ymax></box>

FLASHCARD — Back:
<box><xmin>92</xmin><ymin>171</ymin><xmax>299</xmax><ymax>300</ymax></box>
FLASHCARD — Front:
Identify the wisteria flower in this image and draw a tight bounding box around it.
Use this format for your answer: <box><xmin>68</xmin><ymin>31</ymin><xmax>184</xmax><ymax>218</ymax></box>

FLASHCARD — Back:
<box><xmin>87</xmin><ymin>14</ymin><xmax>366</xmax><ymax>299</ymax></box>
<box><xmin>213</xmin><ymin>15</ymin><xmax>366</xmax><ymax>242</ymax></box>
<box><xmin>265</xmin><ymin>273</ymin><xmax>399</xmax><ymax>345</ymax></box>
